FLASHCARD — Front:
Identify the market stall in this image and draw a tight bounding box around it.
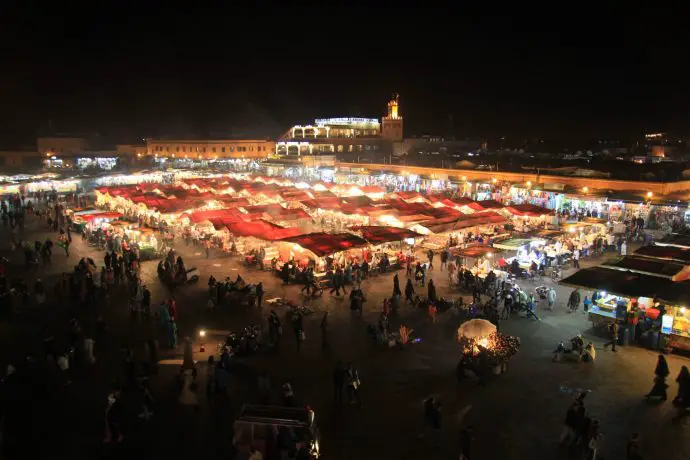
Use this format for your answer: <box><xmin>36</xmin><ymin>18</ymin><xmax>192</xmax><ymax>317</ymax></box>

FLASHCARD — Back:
<box><xmin>492</xmin><ymin>237</ymin><xmax>547</xmax><ymax>270</ymax></box>
<box><xmin>349</xmin><ymin>225</ymin><xmax>421</xmax><ymax>268</ymax></box>
<box><xmin>450</xmin><ymin>246</ymin><xmax>507</xmax><ymax>280</ymax></box>
<box><xmin>456</xmin><ymin>319</ymin><xmax>521</xmax><ymax>378</ymax></box>
<box><xmin>560</xmin><ymin>265</ymin><xmax>690</xmax><ymax>351</ymax></box>
<box><xmin>278</xmin><ymin>232</ymin><xmax>369</xmax><ymax>272</ymax></box>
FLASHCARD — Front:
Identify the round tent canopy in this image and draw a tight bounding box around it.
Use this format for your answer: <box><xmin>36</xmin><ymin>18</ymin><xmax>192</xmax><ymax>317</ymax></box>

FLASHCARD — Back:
<box><xmin>457</xmin><ymin>319</ymin><xmax>496</xmax><ymax>340</ymax></box>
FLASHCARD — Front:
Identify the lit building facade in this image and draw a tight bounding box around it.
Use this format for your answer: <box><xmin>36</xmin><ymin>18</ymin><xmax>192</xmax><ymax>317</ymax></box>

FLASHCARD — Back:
<box><xmin>276</xmin><ymin>95</ymin><xmax>404</xmax><ymax>156</ymax></box>
<box><xmin>145</xmin><ymin>139</ymin><xmax>275</xmax><ymax>159</ymax></box>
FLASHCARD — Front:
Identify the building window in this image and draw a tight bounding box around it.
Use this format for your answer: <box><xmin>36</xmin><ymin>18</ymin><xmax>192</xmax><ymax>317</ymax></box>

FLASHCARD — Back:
<box><xmin>221</xmin><ymin>147</ymin><xmax>225</xmax><ymax>153</ymax></box>
<box><xmin>212</xmin><ymin>147</ymin><xmax>216</xmax><ymax>153</ymax></box>
<box><xmin>202</xmin><ymin>148</ymin><xmax>206</xmax><ymax>153</ymax></box>
<box><xmin>176</xmin><ymin>147</ymin><xmax>180</xmax><ymax>152</ymax></box>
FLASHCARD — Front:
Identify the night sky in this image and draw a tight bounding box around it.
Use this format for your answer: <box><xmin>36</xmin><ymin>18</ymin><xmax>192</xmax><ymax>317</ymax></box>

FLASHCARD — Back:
<box><xmin>1</xmin><ymin>6</ymin><xmax>688</xmax><ymax>147</ymax></box>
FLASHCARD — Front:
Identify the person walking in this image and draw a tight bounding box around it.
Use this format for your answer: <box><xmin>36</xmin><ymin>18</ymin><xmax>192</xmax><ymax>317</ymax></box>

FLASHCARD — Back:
<box><xmin>582</xmin><ymin>295</ymin><xmax>591</xmax><ymax>315</ymax></box>
<box><xmin>547</xmin><ymin>287</ymin><xmax>557</xmax><ymax>311</ymax></box>
<box><xmin>333</xmin><ymin>360</ymin><xmax>345</xmax><ymax>405</ymax></box>
<box><xmin>567</xmin><ymin>288</ymin><xmax>581</xmax><ymax>313</ymax></box>
<box><xmin>674</xmin><ymin>365</ymin><xmax>690</xmax><ymax>404</ymax></box>
<box><xmin>626</xmin><ymin>433</ymin><xmax>643</xmax><ymax>460</ymax></box>
<box><xmin>559</xmin><ymin>400</ymin><xmax>581</xmax><ymax>446</ymax></box>
<box><xmin>440</xmin><ymin>249</ymin><xmax>448</xmax><ymax>271</ymax></box>
<box><xmin>426</xmin><ymin>249</ymin><xmax>434</xmax><ymax>271</ymax></box>
<box><xmin>427</xmin><ymin>279</ymin><xmax>437</xmax><ymax>304</ymax></box>
<box><xmin>572</xmin><ymin>247</ymin><xmax>581</xmax><ymax>269</ymax></box>
<box><xmin>392</xmin><ymin>273</ymin><xmax>401</xmax><ymax>297</ymax></box>
<box><xmin>346</xmin><ymin>362</ymin><xmax>361</xmax><ymax>406</ymax></box>
<box><xmin>141</xmin><ymin>285</ymin><xmax>151</xmax><ymax>318</ymax></box>
<box><xmin>645</xmin><ymin>354</ymin><xmax>670</xmax><ymax>401</ymax></box>
<box><xmin>330</xmin><ymin>268</ymin><xmax>343</xmax><ymax>296</ymax></box>
<box><xmin>603</xmin><ymin>320</ymin><xmax>620</xmax><ymax>352</ymax></box>
<box><xmin>256</xmin><ymin>282</ymin><xmax>264</xmax><ymax>309</ymax></box>
<box><xmin>621</xmin><ymin>240</ymin><xmax>628</xmax><ymax>256</ymax></box>
<box><xmin>405</xmin><ymin>278</ymin><xmax>415</xmax><ymax>304</ymax></box>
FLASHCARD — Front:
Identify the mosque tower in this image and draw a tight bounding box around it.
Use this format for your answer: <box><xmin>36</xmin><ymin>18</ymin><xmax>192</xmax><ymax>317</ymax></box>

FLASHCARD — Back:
<box><xmin>381</xmin><ymin>94</ymin><xmax>403</xmax><ymax>141</ymax></box>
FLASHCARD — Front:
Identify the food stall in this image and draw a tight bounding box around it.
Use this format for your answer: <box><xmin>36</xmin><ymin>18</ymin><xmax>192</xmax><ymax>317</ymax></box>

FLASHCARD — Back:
<box><xmin>349</xmin><ymin>225</ymin><xmax>421</xmax><ymax>267</ymax></box>
<box><xmin>456</xmin><ymin>319</ymin><xmax>521</xmax><ymax>377</ymax></box>
<box><xmin>560</xmin><ymin>264</ymin><xmax>690</xmax><ymax>351</ymax></box>
<box><xmin>492</xmin><ymin>237</ymin><xmax>547</xmax><ymax>270</ymax></box>
<box><xmin>277</xmin><ymin>232</ymin><xmax>369</xmax><ymax>273</ymax></box>
<box><xmin>450</xmin><ymin>246</ymin><xmax>507</xmax><ymax>280</ymax></box>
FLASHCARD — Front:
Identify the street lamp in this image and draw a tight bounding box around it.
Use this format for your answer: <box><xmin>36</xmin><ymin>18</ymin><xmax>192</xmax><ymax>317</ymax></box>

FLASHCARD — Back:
<box><xmin>647</xmin><ymin>191</ymin><xmax>653</xmax><ymax>198</ymax></box>
<box><xmin>199</xmin><ymin>329</ymin><xmax>206</xmax><ymax>352</ymax></box>
<box><xmin>582</xmin><ymin>186</ymin><xmax>589</xmax><ymax>193</ymax></box>
<box><xmin>526</xmin><ymin>181</ymin><xmax>532</xmax><ymax>187</ymax></box>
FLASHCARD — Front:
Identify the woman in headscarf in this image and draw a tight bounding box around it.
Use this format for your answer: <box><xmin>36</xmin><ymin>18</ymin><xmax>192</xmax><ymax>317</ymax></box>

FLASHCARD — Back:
<box><xmin>646</xmin><ymin>354</ymin><xmax>670</xmax><ymax>401</ymax></box>
<box><xmin>674</xmin><ymin>365</ymin><xmax>690</xmax><ymax>405</ymax></box>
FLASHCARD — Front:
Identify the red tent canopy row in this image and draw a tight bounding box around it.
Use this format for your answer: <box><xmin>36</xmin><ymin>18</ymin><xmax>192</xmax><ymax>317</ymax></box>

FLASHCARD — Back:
<box><xmin>77</xmin><ymin>211</ymin><xmax>124</xmax><ymax>222</ymax></box>
<box><xmin>225</xmin><ymin>219</ymin><xmax>304</xmax><ymax>241</ymax></box>
<box><xmin>300</xmin><ymin>198</ymin><xmax>343</xmax><ymax>211</ymax></box>
<box><xmin>420</xmin><ymin>211</ymin><xmax>507</xmax><ymax>234</ymax></box>
<box><xmin>279</xmin><ymin>232</ymin><xmax>369</xmax><ymax>257</ymax></box>
<box><xmin>349</xmin><ymin>226</ymin><xmax>422</xmax><ymax>244</ymax></box>
<box><xmin>182</xmin><ymin>208</ymin><xmax>247</xmax><ymax>224</ymax></box>
<box><xmin>503</xmin><ymin>204</ymin><xmax>554</xmax><ymax>217</ymax></box>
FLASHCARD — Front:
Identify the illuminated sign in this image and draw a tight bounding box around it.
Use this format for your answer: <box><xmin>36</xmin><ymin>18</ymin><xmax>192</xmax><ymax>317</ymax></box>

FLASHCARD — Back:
<box><xmin>314</xmin><ymin>117</ymin><xmax>379</xmax><ymax>126</ymax></box>
<box><xmin>662</xmin><ymin>314</ymin><xmax>673</xmax><ymax>335</ymax></box>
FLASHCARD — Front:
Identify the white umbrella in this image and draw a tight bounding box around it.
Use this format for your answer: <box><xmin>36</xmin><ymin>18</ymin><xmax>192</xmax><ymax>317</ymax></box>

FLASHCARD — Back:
<box><xmin>457</xmin><ymin>319</ymin><xmax>497</xmax><ymax>340</ymax></box>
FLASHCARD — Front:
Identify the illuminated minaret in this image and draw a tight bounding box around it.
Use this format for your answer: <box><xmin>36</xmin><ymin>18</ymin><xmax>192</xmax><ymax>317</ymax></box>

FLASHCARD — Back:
<box><xmin>382</xmin><ymin>93</ymin><xmax>403</xmax><ymax>141</ymax></box>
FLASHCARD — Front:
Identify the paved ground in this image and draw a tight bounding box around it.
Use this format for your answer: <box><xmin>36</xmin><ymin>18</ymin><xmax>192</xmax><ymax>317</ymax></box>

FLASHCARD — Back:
<box><xmin>0</xmin><ymin>212</ymin><xmax>689</xmax><ymax>459</ymax></box>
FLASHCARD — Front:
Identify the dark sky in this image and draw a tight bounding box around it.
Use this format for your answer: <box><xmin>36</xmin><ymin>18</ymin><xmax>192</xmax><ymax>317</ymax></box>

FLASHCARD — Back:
<box><xmin>1</xmin><ymin>5</ymin><xmax>689</xmax><ymax>147</ymax></box>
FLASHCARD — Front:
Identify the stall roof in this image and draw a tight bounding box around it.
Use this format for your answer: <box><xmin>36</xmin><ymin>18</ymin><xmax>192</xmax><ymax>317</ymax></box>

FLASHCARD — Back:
<box><xmin>492</xmin><ymin>237</ymin><xmax>544</xmax><ymax>251</ymax></box>
<box><xmin>635</xmin><ymin>245</ymin><xmax>690</xmax><ymax>264</ymax></box>
<box><xmin>349</xmin><ymin>226</ymin><xmax>421</xmax><ymax>244</ymax></box>
<box><xmin>225</xmin><ymin>219</ymin><xmax>303</xmax><ymax>241</ymax></box>
<box><xmin>504</xmin><ymin>204</ymin><xmax>555</xmax><ymax>217</ymax></box>
<box><xmin>279</xmin><ymin>232</ymin><xmax>368</xmax><ymax>257</ymax></box>
<box><xmin>79</xmin><ymin>211</ymin><xmax>123</xmax><ymax>222</ymax></box>
<box><xmin>560</xmin><ymin>266</ymin><xmax>690</xmax><ymax>305</ymax></box>
<box><xmin>601</xmin><ymin>256</ymin><xmax>686</xmax><ymax>279</ymax></box>
<box><xmin>452</xmin><ymin>246</ymin><xmax>504</xmax><ymax>258</ymax></box>
<box><xmin>657</xmin><ymin>234</ymin><xmax>690</xmax><ymax>249</ymax></box>
<box><xmin>472</xmin><ymin>200</ymin><xmax>505</xmax><ymax>210</ymax></box>
<box><xmin>419</xmin><ymin>211</ymin><xmax>506</xmax><ymax>234</ymax></box>
<box><xmin>183</xmin><ymin>209</ymin><xmax>244</xmax><ymax>224</ymax></box>
<box><xmin>300</xmin><ymin>198</ymin><xmax>342</xmax><ymax>211</ymax></box>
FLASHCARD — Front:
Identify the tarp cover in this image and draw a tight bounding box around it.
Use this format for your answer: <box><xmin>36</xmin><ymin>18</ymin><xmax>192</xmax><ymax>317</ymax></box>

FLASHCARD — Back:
<box><xmin>601</xmin><ymin>256</ymin><xmax>686</xmax><ymax>279</ymax></box>
<box><xmin>279</xmin><ymin>232</ymin><xmax>368</xmax><ymax>257</ymax></box>
<box><xmin>350</xmin><ymin>226</ymin><xmax>421</xmax><ymax>244</ymax></box>
<box><xmin>635</xmin><ymin>245</ymin><xmax>690</xmax><ymax>264</ymax></box>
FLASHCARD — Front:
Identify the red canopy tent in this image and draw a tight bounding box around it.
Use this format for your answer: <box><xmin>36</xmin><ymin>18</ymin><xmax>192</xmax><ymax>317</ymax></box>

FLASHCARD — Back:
<box><xmin>349</xmin><ymin>226</ymin><xmax>421</xmax><ymax>244</ymax></box>
<box><xmin>79</xmin><ymin>211</ymin><xmax>123</xmax><ymax>222</ymax></box>
<box><xmin>504</xmin><ymin>204</ymin><xmax>554</xmax><ymax>217</ymax></box>
<box><xmin>183</xmin><ymin>209</ymin><xmax>245</xmax><ymax>224</ymax></box>
<box><xmin>225</xmin><ymin>220</ymin><xmax>304</xmax><ymax>241</ymax></box>
<box><xmin>279</xmin><ymin>232</ymin><xmax>368</xmax><ymax>257</ymax></box>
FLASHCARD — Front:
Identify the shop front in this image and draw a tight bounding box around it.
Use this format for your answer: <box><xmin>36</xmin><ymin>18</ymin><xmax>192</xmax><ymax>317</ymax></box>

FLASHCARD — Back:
<box><xmin>561</xmin><ymin>265</ymin><xmax>690</xmax><ymax>352</ymax></box>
